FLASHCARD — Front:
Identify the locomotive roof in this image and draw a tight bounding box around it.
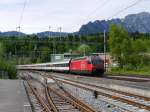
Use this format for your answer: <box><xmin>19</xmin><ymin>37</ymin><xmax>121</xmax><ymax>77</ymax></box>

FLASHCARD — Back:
<box><xmin>71</xmin><ymin>55</ymin><xmax>101</xmax><ymax>61</ymax></box>
<box><xmin>71</xmin><ymin>56</ymin><xmax>93</xmax><ymax>61</ymax></box>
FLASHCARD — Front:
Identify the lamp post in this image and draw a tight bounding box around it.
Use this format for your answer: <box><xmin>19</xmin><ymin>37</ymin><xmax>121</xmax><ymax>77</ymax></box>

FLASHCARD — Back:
<box><xmin>104</xmin><ymin>30</ymin><xmax>106</xmax><ymax>72</ymax></box>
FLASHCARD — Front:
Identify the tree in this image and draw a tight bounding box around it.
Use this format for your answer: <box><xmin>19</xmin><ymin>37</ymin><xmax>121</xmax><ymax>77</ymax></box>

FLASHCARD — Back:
<box><xmin>0</xmin><ymin>43</ymin><xmax>5</xmax><ymax>59</ymax></box>
<box><xmin>77</xmin><ymin>44</ymin><xmax>92</xmax><ymax>56</ymax></box>
<box><xmin>0</xmin><ymin>42</ymin><xmax>16</xmax><ymax>79</ymax></box>
<box><xmin>40</xmin><ymin>46</ymin><xmax>50</xmax><ymax>62</ymax></box>
<box><xmin>109</xmin><ymin>24</ymin><xmax>132</xmax><ymax>68</ymax></box>
<box><xmin>128</xmin><ymin>39</ymin><xmax>150</xmax><ymax>69</ymax></box>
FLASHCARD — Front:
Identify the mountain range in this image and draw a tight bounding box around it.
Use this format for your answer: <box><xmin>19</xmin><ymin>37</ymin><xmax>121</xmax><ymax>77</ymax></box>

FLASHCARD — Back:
<box><xmin>0</xmin><ymin>31</ymin><xmax>25</xmax><ymax>37</ymax></box>
<box><xmin>0</xmin><ymin>12</ymin><xmax>150</xmax><ymax>37</ymax></box>
<box><xmin>78</xmin><ymin>12</ymin><xmax>150</xmax><ymax>35</ymax></box>
<box><xmin>0</xmin><ymin>31</ymin><xmax>68</xmax><ymax>37</ymax></box>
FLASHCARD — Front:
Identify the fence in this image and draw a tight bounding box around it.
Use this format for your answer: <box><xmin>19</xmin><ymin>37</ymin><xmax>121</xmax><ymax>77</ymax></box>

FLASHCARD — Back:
<box><xmin>0</xmin><ymin>71</ymin><xmax>9</xmax><ymax>79</ymax></box>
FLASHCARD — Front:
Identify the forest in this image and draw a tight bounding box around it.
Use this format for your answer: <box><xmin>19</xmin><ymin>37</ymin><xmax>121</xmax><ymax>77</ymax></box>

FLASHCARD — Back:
<box><xmin>0</xmin><ymin>24</ymin><xmax>150</xmax><ymax>78</ymax></box>
<box><xmin>0</xmin><ymin>33</ymin><xmax>105</xmax><ymax>64</ymax></box>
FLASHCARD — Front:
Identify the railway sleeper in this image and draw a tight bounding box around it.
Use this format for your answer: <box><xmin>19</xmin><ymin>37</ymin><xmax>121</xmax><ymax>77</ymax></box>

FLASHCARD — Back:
<box><xmin>48</xmin><ymin>85</ymin><xmax>96</xmax><ymax>112</ymax></box>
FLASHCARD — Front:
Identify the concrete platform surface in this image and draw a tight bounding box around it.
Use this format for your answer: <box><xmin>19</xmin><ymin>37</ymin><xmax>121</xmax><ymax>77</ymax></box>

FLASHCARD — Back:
<box><xmin>0</xmin><ymin>80</ymin><xmax>30</xmax><ymax>112</ymax></box>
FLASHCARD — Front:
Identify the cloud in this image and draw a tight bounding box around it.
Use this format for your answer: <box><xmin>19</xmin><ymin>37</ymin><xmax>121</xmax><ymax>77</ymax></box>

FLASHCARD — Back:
<box><xmin>0</xmin><ymin>0</ymin><xmax>150</xmax><ymax>33</ymax></box>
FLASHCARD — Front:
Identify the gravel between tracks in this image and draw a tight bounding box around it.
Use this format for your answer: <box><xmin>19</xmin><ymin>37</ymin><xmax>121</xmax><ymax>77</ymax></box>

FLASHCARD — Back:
<box><xmin>19</xmin><ymin>71</ymin><xmax>150</xmax><ymax>112</ymax></box>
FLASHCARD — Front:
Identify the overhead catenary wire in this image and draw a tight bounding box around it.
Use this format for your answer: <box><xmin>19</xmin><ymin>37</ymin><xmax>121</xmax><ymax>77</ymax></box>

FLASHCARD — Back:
<box><xmin>79</xmin><ymin>0</ymin><xmax>110</xmax><ymax>24</ymax></box>
<box><xmin>75</xmin><ymin>0</ymin><xmax>145</xmax><ymax>33</ymax></box>
<box><xmin>108</xmin><ymin>0</ymin><xmax>144</xmax><ymax>19</ymax></box>
<box><xmin>18</xmin><ymin>0</ymin><xmax>28</xmax><ymax>29</ymax></box>
<box><xmin>2</xmin><ymin>0</ymin><xmax>146</xmax><ymax>34</ymax></box>
<box><xmin>106</xmin><ymin>0</ymin><xmax>148</xmax><ymax>34</ymax></box>
<box><xmin>69</xmin><ymin>0</ymin><xmax>144</xmax><ymax>32</ymax></box>
<box><xmin>15</xmin><ymin>0</ymin><xmax>145</xmax><ymax>34</ymax></box>
<box><xmin>68</xmin><ymin>0</ymin><xmax>110</xmax><ymax>30</ymax></box>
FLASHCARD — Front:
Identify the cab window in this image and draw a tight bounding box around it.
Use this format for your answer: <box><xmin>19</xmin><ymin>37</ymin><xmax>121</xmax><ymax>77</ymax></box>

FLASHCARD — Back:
<box><xmin>92</xmin><ymin>58</ymin><xmax>102</xmax><ymax>65</ymax></box>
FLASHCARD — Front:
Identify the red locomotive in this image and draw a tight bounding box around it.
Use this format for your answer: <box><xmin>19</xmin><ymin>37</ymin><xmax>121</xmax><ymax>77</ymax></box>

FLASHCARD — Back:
<box><xmin>70</xmin><ymin>56</ymin><xmax>104</xmax><ymax>75</ymax></box>
<box><xmin>17</xmin><ymin>56</ymin><xmax>104</xmax><ymax>76</ymax></box>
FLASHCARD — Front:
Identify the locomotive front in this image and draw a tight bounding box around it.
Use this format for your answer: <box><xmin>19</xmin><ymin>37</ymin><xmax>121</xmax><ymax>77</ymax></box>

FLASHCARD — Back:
<box><xmin>90</xmin><ymin>56</ymin><xmax>104</xmax><ymax>75</ymax></box>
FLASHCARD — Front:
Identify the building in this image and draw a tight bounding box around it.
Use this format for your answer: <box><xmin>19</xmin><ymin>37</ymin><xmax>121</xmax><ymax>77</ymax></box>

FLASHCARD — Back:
<box><xmin>51</xmin><ymin>53</ymin><xmax>81</xmax><ymax>62</ymax></box>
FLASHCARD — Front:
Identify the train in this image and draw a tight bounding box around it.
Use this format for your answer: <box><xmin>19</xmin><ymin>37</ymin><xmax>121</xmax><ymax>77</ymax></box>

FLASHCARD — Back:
<box><xmin>17</xmin><ymin>55</ymin><xmax>104</xmax><ymax>76</ymax></box>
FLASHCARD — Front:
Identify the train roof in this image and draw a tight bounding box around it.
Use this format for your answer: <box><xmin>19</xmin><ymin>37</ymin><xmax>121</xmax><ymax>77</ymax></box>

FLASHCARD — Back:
<box><xmin>17</xmin><ymin>60</ymin><xmax>70</xmax><ymax>67</ymax></box>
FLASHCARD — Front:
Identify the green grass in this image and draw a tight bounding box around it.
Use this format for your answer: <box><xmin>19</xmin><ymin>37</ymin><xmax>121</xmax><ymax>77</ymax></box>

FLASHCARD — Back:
<box><xmin>106</xmin><ymin>67</ymin><xmax>150</xmax><ymax>76</ymax></box>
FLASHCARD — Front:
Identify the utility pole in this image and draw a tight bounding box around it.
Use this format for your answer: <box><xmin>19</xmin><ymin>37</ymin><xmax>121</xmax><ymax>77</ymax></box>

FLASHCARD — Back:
<box><xmin>53</xmin><ymin>28</ymin><xmax>57</xmax><ymax>54</ymax></box>
<box><xmin>34</xmin><ymin>44</ymin><xmax>37</xmax><ymax>61</ymax></box>
<box><xmin>49</xmin><ymin>26</ymin><xmax>51</xmax><ymax>37</ymax></box>
<box><xmin>58</xmin><ymin>27</ymin><xmax>62</xmax><ymax>41</ymax></box>
<box><xmin>58</xmin><ymin>27</ymin><xmax>62</xmax><ymax>33</ymax></box>
<box><xmin>16</xmin><ymin>26</ymin><xmax>21</xmax><ymax>64</ymax></box>
<box><xmin>16</xmin><ymin>26</ymin><xmax>21</xmax><ymax>36</ymax></box>
<box><xmin>59</xmin><ymin>27</ymin><xmax>62</xmax><ymax>53</ymax></box>
<box><xmin>104</xmin><ymin>30</ymin><xmax>106</xmax><ymax>72</ymax></box>
<box><xmin>53</xmin><ymin>39</ymin><xmax>55</xmax><ymax>55</ymax></box>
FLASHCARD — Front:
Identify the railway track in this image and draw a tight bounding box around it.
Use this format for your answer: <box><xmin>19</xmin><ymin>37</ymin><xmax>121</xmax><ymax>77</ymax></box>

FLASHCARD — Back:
<box><xmin>57</xmin><ymin>77</ymin><xmax>150</xmax><ymax>101</ymax></box>
<box><xmin>21</xmin><ymin>71</ymin><xmax>150</xmax><ymax>112</ymax></box>
<box><xmin>43</xmin><ymin>74</ymin><xmax>150</xmax><ymax>112</ymax></box>
<box><xmin>47</xmin><ymin>83</ymin><xmax>95</xmax><ymax>112</ymax></box>
<box><xmin>23</xmin><ymin>80</ymin><xmax>51</xmax><ymax>112</ymax></box>
<box><xmin>105</xmin><ymin>75</ymin><xmax>150</xmax><ymax>82</ymax></box>
<box><xmin>29</xmin><ymin>70</ymin><xmax>150</xmax><ymax>82</ymax></box>
<box><xmin>23</xmin><ymin>72</ymin><xmax>96</xmax><ymax>112</ymax></box>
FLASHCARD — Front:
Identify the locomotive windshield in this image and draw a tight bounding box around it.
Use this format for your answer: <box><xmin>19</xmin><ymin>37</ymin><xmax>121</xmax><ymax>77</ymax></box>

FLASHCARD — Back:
<box><xmin>91</xmin><ymin>57</ymin><xmax>102</xmax><ymax>65</ymax></box>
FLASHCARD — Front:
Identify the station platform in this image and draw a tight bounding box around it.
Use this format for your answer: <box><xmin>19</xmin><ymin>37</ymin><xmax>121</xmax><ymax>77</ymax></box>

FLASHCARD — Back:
<box><xmin>0</xmin><ymin>80</ymin><xmax>31</xmax><ymax>112</ymax></box>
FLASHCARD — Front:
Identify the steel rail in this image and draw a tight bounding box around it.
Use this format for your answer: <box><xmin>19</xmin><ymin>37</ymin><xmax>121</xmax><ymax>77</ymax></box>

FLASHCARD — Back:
<box><xmin>24</xmin><ymin>71</ymin><xmax>150</xmax><ymax>111</ymax></box>
<box><xmin>105</xmin><ymin>75</ymin><xmax>150</xmax><ymax>82</ymax></box>
<box><xmin>52</xmin><ymin>78</ymin><xmax>96</xmax><ymax>112</ymax></box>
<box><xmin>45</xmin><ymin>86</ymin><xmax>59</xmax><ymax>112</ymax></box>
<box><xmin>27</xmin><ymin>77</ymin><xmax>59</xmax><ymax>112</ymax></box>
<box><xmin>64</xmin><ymin>77</ymin><xmax>150</xmax><ymax>101</ymax></box>
<box><xmin>23</xmin><ymin>81</ymin><xmax>35</xmax><ymax>112</ymax></box>
<box><xmin>48</xmin><ymin>84</ymin><xmax>96</xmax><ymax>112</ymax></box>
<box><xmin>62</xmin><ymin>87</ymin><xmax>96</xmax><ymax>111</ymax></box>
<box><xmin>30</xmin><ymin>70</ymin><xmax>150</xmax><ymax>82</ymax></box>
<box><xmin>50</xmin><ymin>76</ymin><xmax>150</xmax><ymax>111</ymax></box>
<box><xmin>46</xmin><ymin>74</ymin><xmax>150</xmax><ymax>101</ymax></box>
<box><xmin>27</xmin><ymin>73</ymin><xmax>96</xmax><ymax>112</ymax></box>
<box><xmin>28</xmin><ymin>71</ymin><xmax>150</xmax><ymax>103</ymax></box>
<box><xmin>26</xmin><ymin>80</ymin><xmax>51</xmax><ymax>112</ymax></box>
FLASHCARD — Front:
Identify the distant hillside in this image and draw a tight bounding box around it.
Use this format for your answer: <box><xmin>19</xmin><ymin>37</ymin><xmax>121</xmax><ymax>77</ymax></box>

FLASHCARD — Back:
<box><xmin>0</xmin><ymin>31</ymin><xmax>69</xmax><ymax>37</ymax></box>
<box><xmin>1</xmin><ymin>12</ymin><xmax>150</xmax><ymax>37</ymax></box>
<box><xmin>78</xmin><ymin>12</ymin><xmax>150</xmax><ymax>35</ymax></box>
<box><xmin>0</xmin><ymin>31</ymin><xmax>25</xmax><ymax>37</ymax></box>
<box><xmin>36</xmin><ymin>31</ymin><xmax>69</xmax><ymax>37</ymax></box>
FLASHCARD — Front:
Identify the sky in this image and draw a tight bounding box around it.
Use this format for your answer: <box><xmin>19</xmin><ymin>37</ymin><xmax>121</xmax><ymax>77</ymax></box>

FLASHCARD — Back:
<box><xmin>0</xmin><ymin>0</ymin><xmax>150</xmax><ymax>34</ymax></box>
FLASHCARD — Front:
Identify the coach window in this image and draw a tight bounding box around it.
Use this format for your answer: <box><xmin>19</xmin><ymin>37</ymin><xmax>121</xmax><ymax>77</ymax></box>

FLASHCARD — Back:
<box><xmin>65</xmin><ymin>63</ymin><xmax>68</xmax><ymax>67</ymax></box>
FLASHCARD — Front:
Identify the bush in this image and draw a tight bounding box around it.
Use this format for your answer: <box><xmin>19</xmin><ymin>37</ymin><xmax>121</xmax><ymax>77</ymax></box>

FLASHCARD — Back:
<box><xmin>0</xmin><ymin>42</ymin><xmax>17</xmax><ymax>79</ymax></box>
<box><xmin>0</xmin><ymin>60</ymin><xmax>17</xmax><ymax>79</ymax></box>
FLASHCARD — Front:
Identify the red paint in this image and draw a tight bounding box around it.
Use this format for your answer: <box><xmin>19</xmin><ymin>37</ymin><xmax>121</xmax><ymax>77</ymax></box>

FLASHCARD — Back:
<box><xmin>70</xmin><ymin>58</ymin><xmax>92</xmax><ymax>71</ymax></box>
<box><xmin>69</xmin><ymin>56</ymin><xmax>104</xmax><ymax>75</ymax></box>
